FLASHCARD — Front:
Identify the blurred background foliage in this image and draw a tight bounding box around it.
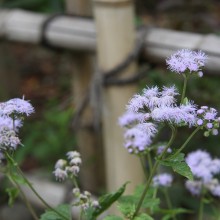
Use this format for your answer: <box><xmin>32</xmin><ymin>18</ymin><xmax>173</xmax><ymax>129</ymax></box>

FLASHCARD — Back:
<box><xmin>0</xmin><ymin>0</ymin><xmax>65</xmax><ymax>13</ymax></box>
<box><xmin>0</xmin><ymin>1</ymin><xmax>220</xmax><ymax>218</ymax></box>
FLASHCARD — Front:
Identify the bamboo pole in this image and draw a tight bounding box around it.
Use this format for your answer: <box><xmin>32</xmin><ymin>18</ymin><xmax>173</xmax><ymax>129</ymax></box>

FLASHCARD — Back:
<box><xmin>0</xmin><ymin>9</ymin><xmax>220</xmax><ymax>73</ymax></box>
<box><xmin>66</xmin><ymin>0</ymin><xmax>105</xmax><ymax>193</ymax></box>
<box><xmin>93</xmin><ymin>0</ymin><xmax>144</xmax><ymax>193</ymax></box>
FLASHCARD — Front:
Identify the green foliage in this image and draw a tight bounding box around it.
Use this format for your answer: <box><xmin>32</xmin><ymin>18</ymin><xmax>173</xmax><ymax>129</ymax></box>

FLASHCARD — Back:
<box><xmin>158</xmin><ymin>152</ymin><xmax>193</xmax><ymax>180</ymax></box>
<box><xmin>103</xmin><ymin>216</ymin><xmax>123</xmax><ymax>220</ymax></box>
<box><xmin>0</xmin><ymin>0</ymin><xmax>65</xmax><ymax>13</ymax></box>
<box><xmin>15</xmin><ymin>106</ymin><xmax>76</xmax><ymax>170</ymax></box>
<box><xmin>160</xmin><ymin>208</ymin><xmax>193</xmax><ymax>220</ymax></box>
<box><xmin>84</xmin><ymin>182</ymin><xmax>129</xmax><ymax>220</ymax></box>
<box><xmin>118</xmin><ymin>185</ymin><xmax>160</xmax><ymax>219</ymax></box>
<box><xmin>134</xmin><ymin>213</ymin><xmax>154</xmax><ymax>220</ymax></box>
<box><xmin>40</xmin><ymin>204</ymin><xmax>71</xmax><ymax>220</ymax></box>
<box><xmin>5</xmin><ymin>187</ymin><xmax>19</xmax><ymax>206</ymax></box>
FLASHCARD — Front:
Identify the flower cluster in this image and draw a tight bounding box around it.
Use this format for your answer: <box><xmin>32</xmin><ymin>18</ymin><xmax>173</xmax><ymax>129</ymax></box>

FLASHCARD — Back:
<box><xmin>153</xmin><ymin>173</ymin><xmax>173</xmax><ymax>187</ymax></box>
<box><xmin>185</xmin><ymin>150</ymin><xmax>220</xmax><ymax>197</ymax></box>
<box><xmin>166</xmin><ymin>49</ymin><xmax>207</xmax><ymax>75</ymax></box>
<box><xmin>196</xmin><ymin>106</ymin><xmax>220</xmax><ymax>136</ymax></box>
<box><xmin>72</xmin><ymin>188</ymin><xmax>100</xmax><ymax>211</ymax></box>
<box><xmin>0</xmin><ymin>98</ymin><xmax>34</xmax><ymax>152</ymax></box>
<box><xmin>119</xmin><ymin>86</ymin><xmax>199</xmax><ymax>153</ymax></box>
<box><xmin>53</xmin><ymin>151</ymin><xmax>82</xmax><ymax>182</ymax></box>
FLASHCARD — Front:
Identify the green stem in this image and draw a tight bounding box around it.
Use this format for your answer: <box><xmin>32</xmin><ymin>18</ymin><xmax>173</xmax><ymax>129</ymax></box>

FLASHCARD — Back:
<box><xmin>198</xmin><ymin>195</ymin><xmax>204</xmax><ymax>220</ymax></box>
<box><xmin>173</xmin><ymin>126</ymin><xmax>201</xmax><ymax>157</ymax></box>
<box><xmin>139</xmin><ymin>155</ymin><xmax>148</xmax><ymax>179</ymax></box>
<box><xmin>5</xmin><ymin>152</ymin><xmax>69</xmax><ymax>220</ymax></box>
<box><xmin>7</xmin><ymin>173</ymin><xmax>39</xmax><ymax>220</ymax></box>
<box><xmin>132</xmin><ymin>126</ymin><xmax>177</xmax><ymax>219</ymax></box>
<box><xmin>147</xmin><ymin>152</ymin><xmax>153</xmax><ymax>174</ymax></box>
<box><xmin>181</xmin><ymin>74</ymin><xmax>188</xmax><ymax>104</ymax></box>
<box><xmin>163</xmin><ymin>188</ymin><xmax>177</xmax><ymax>220</ymax></box>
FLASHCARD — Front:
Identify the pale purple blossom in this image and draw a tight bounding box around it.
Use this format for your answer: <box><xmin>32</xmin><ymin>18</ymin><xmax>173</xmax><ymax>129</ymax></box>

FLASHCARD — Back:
<box><xmin>0</xmin><ymin>116</ymin><xmax>23</xmax><ymax>131</ymax></box>
<box><xmin>185</xmin><ymin>180</ymin><xmax>202</xmax><ymax>196</ymax></box>
<box><xmin>55</xmin><ymin>159</ymin><xmax>67</xmax><ymax>169</ymax></box>
<box><xmin>0</xmin><ymin>126</ymin><xmax>21</xmax><ymax>150</ymax></box>
<box><xmin>153</xmin><ymin>173</ymin><xmax>173</xmax><ymax>187</ymax></box>
<box><xmin>70</xmin><ymin>157</ymin><xmax>82</xmax><ymax>166</ymax></box>
<box><xmin>118</xmin><ymin>111</ymin><xmax>145</xmax><ymax>127</ymax></box>
<box><xmin>166</xmin><ymin>49</ymin><xmax>207</xmax><ymax>74</ymax></box>
<box><xmin>157</xmin><ymin>145</ymin><xmax>172</xmax><ymax>155</ymax></box>
<box><xmin>196</xmin><ymin>106</ymin><xmax>219</xmax><ymax>136</ymax></box>
<box><xmin>0</xmin><ymin>98</ymin><xmax>34</xmax><ymax>118</ymax></box>
<box><xmin>66</xmin><ymin>151</ymin><xmax>81</xmax><ymax>160</ymax></box>
<box><xmin>67</xmin><ymin>165</ymin><xmax>80</xmax><ymax>176</ymax></box>
<box><xmin>53</xmin><ymin>168</ymin><xmax>68</xmax><ymax>181</ymax></box>
<box><xmin>186</xmin><ymin>150</ymin><xmax>220</xmax><ymax>183</ymax></box>
<box><xmin>124</xmin><ymin>126</ymin><xmax>153</xmax><ymax>153</ymax></box>
<box><xmin>151</xmin><ymin>103</ymin><xmax>197</xmax><ymax>127</ymax></box>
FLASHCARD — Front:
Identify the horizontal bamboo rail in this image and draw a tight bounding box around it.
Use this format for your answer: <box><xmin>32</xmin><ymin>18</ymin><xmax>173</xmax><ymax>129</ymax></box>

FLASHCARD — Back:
<box><xmin>0</xmin><ymin>9</ymin><xmax>219</xmax><ymax>73</ymax></box>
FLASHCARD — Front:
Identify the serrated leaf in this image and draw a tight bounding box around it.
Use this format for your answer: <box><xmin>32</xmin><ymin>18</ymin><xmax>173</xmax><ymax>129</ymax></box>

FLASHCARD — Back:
<box><xmin>6</xmin><ymin>187</ymin><xmax>19</xmax><ymax>206</ymax></box>
<box><xmin>40</xmin><ymin>204</ymin><xmax>71</xmax><ymax>220</ymax></box>
<box><xmin>172</xmin><ymin>162</ymin><xmax>193</xmax><ymax>180</ymax></box>
<box><xmin>158</xmin><ymin>153</ymin><xmax>193</xmax><ymax>180</ymax></box>
<box><xmin>103</xmin><ymin>216</ymin><xmax>123</xmax><ymax>220</ymax></box>
<box><xmin>134</xmin><ymin>213</ymin><xmax>154</xmax><ymax>220</ymax></box>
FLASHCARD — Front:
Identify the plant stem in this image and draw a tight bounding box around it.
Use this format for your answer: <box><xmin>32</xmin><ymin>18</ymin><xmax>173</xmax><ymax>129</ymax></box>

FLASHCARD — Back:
<box><xmin>5</xmin><ymin>152</ymin><xmax>69</xmax><ymax>220</ymax></box>
<box><xmin>181</xmin><ymin>73</ymin><xmax>188</xmax><ymax>104</ymax></box>
<box><xmin>173</xmin><ymin>126</ymin><xmax>201</xmax><ymax>157</ymax></box>
<box><xmin>132</xmin><ymin>126</ymin><xmax>177</xmax><ymax>219</ymax></box>
<box><xmin>147</xmin><ymin>152</ymin><xmax>153</xmax><ymax>174</ymax></box>
<box><xmin>198</xmin><ymin>195</ymin><xmax>204</xmax><ymax>220</ymax></box>
<box><xmin>139</xmin><ymin>155</ymin><xmax>148</xmax><ymax>179</ymax></box>
<box><xmin>7</xmin><ymin>173</ymin><xmax>39</xmax><ymax>220</ymax></box>
<box><xmin>163</xmin><ymin>188</ymin><xmax>177</xmax><ymax>220</ymax></box>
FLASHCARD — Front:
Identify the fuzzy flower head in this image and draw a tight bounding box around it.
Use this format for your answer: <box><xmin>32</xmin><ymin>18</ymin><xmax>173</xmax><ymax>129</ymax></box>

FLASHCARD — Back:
<box><xmin>0</xmin><ymin>98</ymin><xmax>34</xmax><ymax>118</ymax></box>
<box><xmin>124</xmin><ymin>126</ymin><xmax>154</xmax><ymax>154</ymax></box>
<box><xmin>186</xmin><ymin>150</ymin><xmax>220</xmax><ymax>183</ymax></box>
<box><xmin>166</xmin><ymin>49</ymin><xmax>207</xmax><ymax>75</ymax></box>
<box><xmin>0</xmin><ymin>126</ymin><xmax>21</xmax><ymax>151</ymax></box>
<box><xmin>0</xmin><ymin>116</ymin><xmax>23</xmax><ymax>131</ymax></box>
<box><xmin>53</xmin><ymin>150</ymin><xmax>82</xmax><ymax>181</ymax></box>
<box><xmin>153</xmin><ymin>173</ymin><xmax>173</xmax><ymax>187</ymax></box>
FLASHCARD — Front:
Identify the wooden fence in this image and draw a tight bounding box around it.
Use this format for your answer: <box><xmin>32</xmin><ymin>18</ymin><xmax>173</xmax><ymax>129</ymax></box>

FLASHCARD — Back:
<box><xmin>0</xmin><ymin>9</ymin><xmax>220</xmax><ymax>73</ymax></box>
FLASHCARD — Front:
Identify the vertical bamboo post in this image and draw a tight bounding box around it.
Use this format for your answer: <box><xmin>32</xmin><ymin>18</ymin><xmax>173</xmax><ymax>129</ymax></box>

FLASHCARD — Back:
<box><xmin>66</xmin><ymin>0</ymin><xmax>105</xmax><ymax>193</ymax></box>
<box><xmin>93</xmin><ymin>0</ymin><xmax>144</xmax><ymax>193</ymax></box>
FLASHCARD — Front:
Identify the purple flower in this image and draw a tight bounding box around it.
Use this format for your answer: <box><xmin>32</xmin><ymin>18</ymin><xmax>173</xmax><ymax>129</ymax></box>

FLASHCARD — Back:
<box><xmin>185</xmin><ymin>180</ymin><xmax>202</xmax><ymax>196</ymax></box>
<box><xmin>66</xmin><ymin>151</ymin><xmax>81</xmax><ymax>160</ymax></box>
<box><xmin>153</xmin><ymin>173</ymin><xmax>173</xmax><ymax>187</ymax></box>
<box><xmin>118</xmin><ymin>111</ymin><xmax>145</xmax><ymax>127</ymax></box>
<box><xmin>157</xmin><ymin>145</ymin><xmax>172</xmax><ymax>155</ymax></box>
<box><xmin>124</xmin><ymin>126</ymin><xmax>153</xmax><ymax>153</ymax></box>
<box><xmin>0</xmin><ymin>116</ymin><xmax>23</xmax><ymax>131</ymax></box>
<box><xmin>186</xmin><ymin>150</ymin><xmax>220</xmax><ymax>182</ymax></box>
<box><xmin>151</xmin><ymin>103</ymin><xmax>197</xmax><ymax>127</ymax></box>
<box><xmin>0</xmin><ymin>98</ymin><xmax>34</xmax><ymax>118</ymax></box>
<box><xmin>166</xmin><ymin>49</ymin><xmax>207</xmax><ymax>74</ymax></box>
<box><xmin>53</xmin><ymin>168</ymin><xmax>68</xmax><ymax>181</ymax></box>
<box><xmin>0</xmin><ymin>126</ymin><xmax>21</xmax><ymax>151</ymax></box>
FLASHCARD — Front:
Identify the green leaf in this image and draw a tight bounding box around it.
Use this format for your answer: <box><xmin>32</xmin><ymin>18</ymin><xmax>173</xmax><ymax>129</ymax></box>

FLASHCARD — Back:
<box><xmin>103</xmin><ymin>216</ymin><xmax>123</xmax><ymax>220</ymax></box>
<box><xmin>118</xmin><ymin>185</ymin><xmax>160</xmax><ymax>218</ymax></box>
<box><xmin>134</xmin><ymin>213</ymin><xmax>154</xmax><ymax>220</ymax></box>
<box><xmin>84</xmin><ymin>182</ymin><xmax>129</xmax><ymax>219</ymax></box>
<box><xmin>159</xmin><ymin>207</ymin><xmax>193</xmax><ymax>220</ymax></box>
<box><xmin>158</xmin><ymin>153</ymin><xmax>193</xmax><ymax>180</ymax></box>
<box><xmin>40</xmin><ymin>204</ymin><xmax>71</xmax><ymax>220</ymax></box>
<box><xmin>6</xmin><ymin>187</ymin><xmax>19</xmax><ymax>206</ymax></box>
